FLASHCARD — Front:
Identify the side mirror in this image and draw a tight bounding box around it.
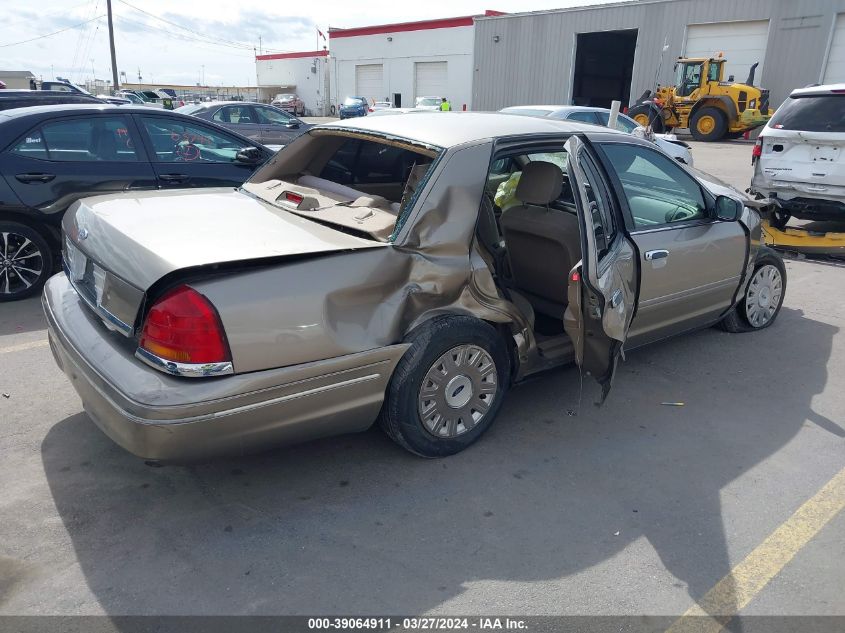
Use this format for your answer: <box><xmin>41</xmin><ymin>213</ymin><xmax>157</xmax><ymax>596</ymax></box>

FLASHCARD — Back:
<box><xmin>235</xmin><ymin>146</ymin><xmax>263</xmax><ymax>164</ymax></box>
<box><xmin>715</xmin><ymin>195</ymin><xmax>742</xmax><ymax>221</ymax></box>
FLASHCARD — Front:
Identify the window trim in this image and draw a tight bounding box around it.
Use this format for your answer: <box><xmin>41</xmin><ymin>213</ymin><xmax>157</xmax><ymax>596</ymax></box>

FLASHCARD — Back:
<box><xmin>9</xmin><ymin>114</ymin><xmax>146</xmax><ymax>163</ymax></box>
<box><xmin>593</xmin><ymin>140</ymin><xmax>716</xmax><ymax>234</ymax></box>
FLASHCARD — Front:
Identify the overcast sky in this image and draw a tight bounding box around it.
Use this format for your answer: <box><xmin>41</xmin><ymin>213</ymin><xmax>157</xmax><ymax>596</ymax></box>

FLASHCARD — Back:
<box><xmin>0</xmin><ymin>0</ymin><xmax>618</xmax><ymax>87</ymax></box>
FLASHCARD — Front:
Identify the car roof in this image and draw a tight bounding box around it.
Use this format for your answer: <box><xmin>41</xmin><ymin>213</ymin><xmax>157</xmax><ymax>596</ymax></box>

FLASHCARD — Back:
<box><xmin>789</xmin><ymin>83</ymin><xmax>845</xmax><ymax>97</ymax></box>
<box><xmin>322</xmin><ymin>111</ymin><xmax>626</xmax><ymax>148</ymax></box>
<box><xmin>0</xmin><ymin>103</ymin><xmax>184</xmax><ymax>121</ymax></box>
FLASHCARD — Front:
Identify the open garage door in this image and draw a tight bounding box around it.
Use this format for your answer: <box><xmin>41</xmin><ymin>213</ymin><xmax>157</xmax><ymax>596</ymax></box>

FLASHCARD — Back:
<box><xmin>823</xmin><ymin>14</ymin><xmax>845</xmax><ymax>83</ymax></box>
<box><xmin>415</xmin><ymin>61</ymin><xmax>448</xmax><ymax>101</ymax></box>
<box><xmin>685</xmin><ymin>20</ymin><xmax>769</xmax><ymax>85</ymax></box>
<box><xmin>572</xmin><ymin>29</ymin><xmax>638</xmax><ymax>108</ymax></box>
<box><xmin>355</xmin><ymin>64</ymin><xmax>383</xmax><ymax>103</ymax></box>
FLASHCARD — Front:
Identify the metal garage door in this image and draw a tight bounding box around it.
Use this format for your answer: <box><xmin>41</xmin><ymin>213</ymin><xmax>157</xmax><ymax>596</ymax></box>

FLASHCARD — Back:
<box><xmin>355</xmin><ymin>64</ymin><xmax>383</xmax><ymax>102</ymax></box>
<box><xmin>414</xmin><ymin>61</ymin><xmax>448</xmax><ymax>100</ymax></box>
<box><xmin>823</xmin><ymin>14</ymin><xmax>845</xmax><ymax>83</ymax></box>
<box><xmin>685</xmin><ymin>20</ymin><xmax>769</xmax><ymax>85</ymax></box>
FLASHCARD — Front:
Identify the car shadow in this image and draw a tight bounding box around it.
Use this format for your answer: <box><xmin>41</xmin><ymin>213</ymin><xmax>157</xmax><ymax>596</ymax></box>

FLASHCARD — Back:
<box><xmin>39</xmin><ymin>307</ymin><xmax>837</xmax><ymax>618</ymax></box>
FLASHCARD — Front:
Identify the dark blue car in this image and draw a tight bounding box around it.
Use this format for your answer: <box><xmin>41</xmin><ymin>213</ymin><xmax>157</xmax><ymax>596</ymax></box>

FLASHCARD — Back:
<box><xmin>338</xmin><ymin>97</ymin><xmax>369</xmax><ymax>120</ymax></box>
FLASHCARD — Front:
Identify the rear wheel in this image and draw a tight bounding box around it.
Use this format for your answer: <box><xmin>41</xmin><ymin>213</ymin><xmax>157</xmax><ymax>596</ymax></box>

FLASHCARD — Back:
<box><xmin>690</xmin><ymin>107</ymin><xmax>728</xmax><ymax>141</ymax></box>
<box><xmin>379</xmin><ymin>316</ymin><xmax>510</xmax><ymax>457</ymax></box>
<box><xmin>0</xmin><ymin>221</ymin><xmax>53</xmax><ymax>302</ymax></box>
<box><xmin>720</xmin><ymin>248</ymin><xmax>786</xmax><ymax>333</ymax></box>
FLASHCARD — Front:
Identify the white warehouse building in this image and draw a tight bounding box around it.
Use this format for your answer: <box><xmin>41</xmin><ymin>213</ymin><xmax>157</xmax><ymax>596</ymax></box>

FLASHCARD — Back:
<box><xmin>255</xmin><ymin>50</ymin><xmax>331</xmax><ymax>115</ymax></box>
<box><xmin>328</xmin><ymin>12</ymin><xmax>502</xmax><ymax>112</ymax></box>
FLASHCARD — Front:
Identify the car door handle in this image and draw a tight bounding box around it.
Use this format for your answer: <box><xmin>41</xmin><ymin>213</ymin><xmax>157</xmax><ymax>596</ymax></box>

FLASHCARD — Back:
<box><xmin>15</xmin><ymin>173</ymin><xmax>55</xmax><ymax>183</ymax></box>
<box><xmin>159</xmin><ymin>173</ymin><xmax>189</xmax><ymax>183</ymax></box>
<box><xmin>644</xmin><ymin>249</ymin><xmax>669</xmax><ymax>261</ymax></box>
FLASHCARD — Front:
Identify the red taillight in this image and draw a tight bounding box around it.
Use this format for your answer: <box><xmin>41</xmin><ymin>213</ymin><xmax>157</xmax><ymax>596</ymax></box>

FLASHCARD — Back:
<box><xmin>368</xmin><ymin>107</ymin><xmax>374</xmax><ymax>112</ymax></box>
<box><xmin>139</xmin><ymin>286</ymin><xmax>230</xmax><ymax>365</ymax></box>
<box><xmin>570</xmin><ymin>270</ymin><xmax>581</xmax><ymax>283</ymax></box>
<box><xmin>752</xmin><ymin>137</ymin><xmax>763</xmax><ymax>161</ymax></box>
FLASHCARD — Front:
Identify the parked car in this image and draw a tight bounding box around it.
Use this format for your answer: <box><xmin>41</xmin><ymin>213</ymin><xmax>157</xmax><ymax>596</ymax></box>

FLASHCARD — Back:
<box><xmin>271</xmin><ymin>93</ymin><xmax>305</xmax><ymax>116</ymax></box>
<box><xmin>44</xmin><ymin>112</ymin><xmax>786</xmax><ymax>461</ymax></box>
<box><xmin>37</xmin><ymin>80</ymin><xmax>128</xmax><ymax>106</ymax></box>
<box><xmin>176</xmin><ymin>101</ymin><xmax>311</xmax><ymax>146</ymax></box>
<box><xmin>0</xmin><ymin>90</ymin><xmax>101</xmax><ymax>111</ymax></box>
<box><xmin>415</xmin><ymin>96</ymin><xmax>443</xmax><ymax>111</ymax></box>
<box><xmin>338</xmin><ymin>96</ymin><xmax>369</xmax><ymax>119</ymax></box>
<box><xmin>372</xmin><ymin>101</ymin><xmax>393</xmax><ymax>111</ymax></box>
<box><xmin>0</xmin><ymin>104</ymin><xmax>273</xmax><ymax>301</ymax></box>
<box><xmin>115</xmin><ymin>91</ymin><xmax>162</xmax><ymax>108</ymax></box>
<box><xmin>501</xmin><ymin>105</ymin><xmax>694</xmax><ymax>166</ymax></box>
<box><xmin>749</xmin><ymin>83</ymin><xmax>845</xmax><ymax>229</ymax></box>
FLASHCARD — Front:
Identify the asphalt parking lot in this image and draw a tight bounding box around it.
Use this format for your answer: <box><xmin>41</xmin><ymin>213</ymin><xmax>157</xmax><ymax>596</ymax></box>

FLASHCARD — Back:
<box><xmin>1</xmin><ymin>140</ymin><xmax>844</xmax><ymax>623</ymax></box>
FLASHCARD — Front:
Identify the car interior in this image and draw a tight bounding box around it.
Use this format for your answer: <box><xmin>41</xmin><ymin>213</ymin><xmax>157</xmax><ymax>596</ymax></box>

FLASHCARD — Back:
<box><xmin>475</xmin><ymin>150</ymin><xmax>583</xmax><ymax>356</ymax></box>
<box><xmin>244</xmin><ymin>133</ymin><xmax>437</xmax><ymax>241</ymax></box>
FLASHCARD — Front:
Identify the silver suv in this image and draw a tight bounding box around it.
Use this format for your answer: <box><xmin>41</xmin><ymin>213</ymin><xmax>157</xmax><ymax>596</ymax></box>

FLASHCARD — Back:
<box><xmin>750</xmin><ymin>84</ymin><xmax>845</xmax><ymax>228</ymax></box>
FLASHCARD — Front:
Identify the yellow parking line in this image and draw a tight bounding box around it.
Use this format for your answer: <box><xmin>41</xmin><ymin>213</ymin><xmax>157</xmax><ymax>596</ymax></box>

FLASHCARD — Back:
<box><xmin>0</xmin><ymin>339</ymin><xmax>50</xmax><ymax>355</ymax></box>
<box><xmin>666</xmin><ymin>466</ymin><xmax>845</xmax><ymax>633</ymax></box>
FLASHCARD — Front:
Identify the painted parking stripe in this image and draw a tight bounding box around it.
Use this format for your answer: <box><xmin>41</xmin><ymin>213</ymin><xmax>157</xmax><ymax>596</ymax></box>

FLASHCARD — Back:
<box><xmin>666</xmin><ymin>466</ymin><xmax>845</xmax><ymax>633</ymax></box>
<box><xmin>0</xmin><ymin>339</ymin><xmax>50</xmax><ymax>355</ymax></box>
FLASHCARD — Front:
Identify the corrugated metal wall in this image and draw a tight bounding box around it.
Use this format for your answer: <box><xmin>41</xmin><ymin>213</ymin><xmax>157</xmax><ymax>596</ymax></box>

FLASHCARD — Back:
<box><xmin>472</xmin><ymin>0</ymin><xmax>845</xmax><ymax>111</ymax></box>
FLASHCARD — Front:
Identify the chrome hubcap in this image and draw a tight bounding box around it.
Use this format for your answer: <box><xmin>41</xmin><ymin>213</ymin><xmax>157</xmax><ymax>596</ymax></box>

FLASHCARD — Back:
<box><xmin>418</xmin><ymin>344</ymin><xmax>498</xmax><ymax>438</ymax></box>
<box><xmin>0</xmin><ymin>232</ymin><xmax>44</xmax><ymax>296</ymax></box>
<box><xmin>746</xmin><ymin>264</ymin><xmax>782</xmax><ymax>328</ymax></box>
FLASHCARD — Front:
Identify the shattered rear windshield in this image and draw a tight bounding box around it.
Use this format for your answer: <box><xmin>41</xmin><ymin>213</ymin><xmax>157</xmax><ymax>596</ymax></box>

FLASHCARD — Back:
<box><xmin>770</xmin><ymin>95</ymin><xmax>845</xmax><ymax>133</ymax></box>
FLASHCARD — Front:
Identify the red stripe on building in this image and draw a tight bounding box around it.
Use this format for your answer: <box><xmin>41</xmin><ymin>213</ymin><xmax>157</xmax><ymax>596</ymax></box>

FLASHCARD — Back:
<box><xmin>255</xmin><ymin>50</ymin><xmax>328</xmax><ymax>61</ymax></box>
<box><xmin>329</xmin><ymin>10</ymin><xmax>505</xmax><ymax>39</ymax></box>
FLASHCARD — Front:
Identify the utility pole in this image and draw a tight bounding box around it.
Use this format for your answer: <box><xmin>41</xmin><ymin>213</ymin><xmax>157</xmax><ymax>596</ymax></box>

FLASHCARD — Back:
<box><xmin>106</xmin><ymin>0</ymin><xmax>120</xmax><ymax>91</ymax></box>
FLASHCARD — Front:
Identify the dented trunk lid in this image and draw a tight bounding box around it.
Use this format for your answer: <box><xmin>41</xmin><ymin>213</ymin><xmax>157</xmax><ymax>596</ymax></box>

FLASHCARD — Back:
<box><xmin>63</xmin><ymin>188</ymin><xmax>384</xmax><ymax>335</ymax></box>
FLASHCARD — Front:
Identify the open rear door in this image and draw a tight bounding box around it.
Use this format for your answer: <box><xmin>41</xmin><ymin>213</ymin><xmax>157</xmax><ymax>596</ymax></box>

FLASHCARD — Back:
<box><xmin>562</xmin><ymin>135</ymin><xmax>639</xmax><ymax>403</ymax></box>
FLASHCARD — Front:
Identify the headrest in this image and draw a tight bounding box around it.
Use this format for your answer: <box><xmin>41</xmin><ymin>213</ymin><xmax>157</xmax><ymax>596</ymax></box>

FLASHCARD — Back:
<box><xmin>515</xmin><ymin>161</ymin><xmax>563</xmax><ymax>205</ymax></box>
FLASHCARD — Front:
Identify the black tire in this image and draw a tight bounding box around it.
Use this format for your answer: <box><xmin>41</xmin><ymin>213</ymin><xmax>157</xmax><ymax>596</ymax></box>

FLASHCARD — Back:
<box><xmin>628</xmin><ymin>104</ymin><xmax>665</xmax><ymax>133</ymax></box>
<box><xmin>0</xmin><ymin>221</ymin><xmax>54</xmax><ymax>302</ymax></box>
<box><xmin>768</xmin><ymin>206</ymin><xmax>791</xmax><ymax>230</ymax></box>
<box><xmin>379</xmin><ymin>315</ymin><xmax>511</xmax><ymax>458</ymax></box>
<box><xmin>720</xmin><ymin>247</ymin><xmax>786</xmax><ymax>333</ymax></box>
<box><xmin>690</xmin><ymin>106</ymin><xmax>728</xmax><ymax>141</ymax></box>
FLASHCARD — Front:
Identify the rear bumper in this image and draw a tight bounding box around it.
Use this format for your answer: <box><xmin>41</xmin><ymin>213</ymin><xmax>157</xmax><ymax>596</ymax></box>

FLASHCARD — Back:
<box><xmin>44</xmin><ymin>274</ymin><xmax>408</xmax><ymax>461</ymax></box>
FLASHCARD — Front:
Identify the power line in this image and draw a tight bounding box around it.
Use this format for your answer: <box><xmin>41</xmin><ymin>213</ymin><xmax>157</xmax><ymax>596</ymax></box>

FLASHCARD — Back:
<box><xmin>115</xmin><ymin>0</ymin><xmax>294</xmax><ymax>53</ymax></box>
<box><xmin>0</xmin><ymin>0</ymin><xmax>94</xmax><ymax>31</ymax></box>
<box><xmin>113</xmin><ymin>15</ymin><xmax>255</xmax><ymax>58</ymax></box>
<box><xmin>0</xmin><ymin>15</ymin><xmax>104</xmax><ymax>48</ymax></box>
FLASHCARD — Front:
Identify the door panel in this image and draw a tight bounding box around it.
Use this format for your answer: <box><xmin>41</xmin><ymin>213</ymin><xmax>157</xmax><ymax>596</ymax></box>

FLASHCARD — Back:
<box><xmin>598</xmin><ymin>142</ymin><xmax>747</xmax><ymax>345</ymax></box>
<box><xmin>253</xmin><ymin>106</ymin><xmax>299</xmax><ymax>145</ymax></box>
<box><xmin>0</xmin><ymin>115</ymin><xmax>155</xmax><ymax>215</ymax></box>
<box><xmin>136</xmin><ymin>115</ymin><xmax>260</xmax><ymax>189</ymax></box>
<box><xmin>563</xmin><ymin>135</ymin><xmax>639</xmax><ymax>402</ymax></box>
<box><xmin>629</xmin><ymin>223</ymin><xmax>746</xmax><ymax>344</ymax></box>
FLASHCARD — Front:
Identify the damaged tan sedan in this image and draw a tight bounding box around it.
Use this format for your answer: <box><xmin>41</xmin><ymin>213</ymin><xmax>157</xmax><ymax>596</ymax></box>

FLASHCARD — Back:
<box><xmin>44</xmin><ymin>113</ymin><xmax>786</xmax><ymax>460</ymax></box>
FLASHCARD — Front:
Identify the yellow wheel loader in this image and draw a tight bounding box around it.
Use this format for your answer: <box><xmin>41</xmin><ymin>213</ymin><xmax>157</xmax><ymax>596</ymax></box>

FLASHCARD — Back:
<box><xmin>629</xmin><ymin>55</ymin><xmax>771</xmax><ymax>142</ymax></box>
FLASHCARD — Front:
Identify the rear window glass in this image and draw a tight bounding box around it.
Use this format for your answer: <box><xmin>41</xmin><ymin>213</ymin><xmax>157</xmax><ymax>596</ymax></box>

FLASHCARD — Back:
<box><xmin>769</xmin><ymin>95</ymin><xmax>845</xmax><ymax>132</ymax></box>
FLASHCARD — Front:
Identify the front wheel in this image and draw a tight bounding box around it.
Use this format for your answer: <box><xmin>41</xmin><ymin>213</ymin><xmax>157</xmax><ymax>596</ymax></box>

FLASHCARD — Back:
<box><xmin>720</xmin><ymin>248</ymin><xmax>786</xmax><ymax>333</ymax></box>
<box><xmin>0</xmin><ymin>221</ymin><xmax>54</xmax><ymax>302</ymax></box>
<box><xmin>379</xmin><ymin>316</ymin><xmax>510</xmax><ymax>457</ymax></box>
<box><xmin>628</xmin><ymin>104</ymin><xmax>665</xmax><ymax>133</ymax></box>
<box><xmin>690</xmin><ymin>107</ymin><xmax>728</xmax><ymax>141</ymax></box>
